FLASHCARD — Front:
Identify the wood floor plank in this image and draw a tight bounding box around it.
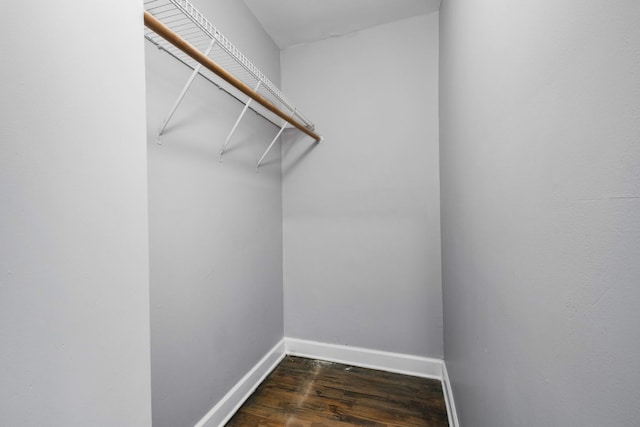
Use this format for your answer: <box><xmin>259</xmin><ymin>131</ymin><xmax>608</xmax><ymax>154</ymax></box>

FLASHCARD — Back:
<box><xmin>225</xmin><ymin>356</ymin><xmax>448</xmax><ymax>427</ymax></box>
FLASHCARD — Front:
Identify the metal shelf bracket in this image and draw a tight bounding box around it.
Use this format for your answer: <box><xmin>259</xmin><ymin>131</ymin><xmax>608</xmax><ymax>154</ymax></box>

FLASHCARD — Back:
<box><xmin>156</xmin><ymin>39</ymin><xmax>218</xmax><ymax>144</ymax></box>
<box><xmin>219</xmin><ymin>81</ymin><xmax>262</xmax><ymax>161</ymax></box>
<box><xmin>256</xmin><ymin>111</ymin><xmax>295</xmax><ymax>171</ymax></box>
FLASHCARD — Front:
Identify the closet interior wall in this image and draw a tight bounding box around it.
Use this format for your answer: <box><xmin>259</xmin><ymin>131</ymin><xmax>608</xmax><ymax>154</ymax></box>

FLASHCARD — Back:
<box><xmin>281</xmin><ymin>13</ymin><xmax>442</xmax><ymax>358</ymax></box>
<box><xmin>145</xmin><ymin>1</ymin><xmax>284</xmax><ymax>426</ymax></box>
<box><xmin>440</xmin><ymin>0</ymin><xmax>640</xmax><ymax>425</ymax></box>
<box><xmin>1</xmin><ymin>1</ymin><xmax>151</xmax><ymax>426</ymax></box>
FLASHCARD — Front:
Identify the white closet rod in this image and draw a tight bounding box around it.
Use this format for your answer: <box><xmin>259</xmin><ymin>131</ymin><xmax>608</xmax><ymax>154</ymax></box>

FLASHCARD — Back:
<box><xmin>144</xmin><ymin>11</ymin><xmax>322</xmax><ymax>143</ymax></box>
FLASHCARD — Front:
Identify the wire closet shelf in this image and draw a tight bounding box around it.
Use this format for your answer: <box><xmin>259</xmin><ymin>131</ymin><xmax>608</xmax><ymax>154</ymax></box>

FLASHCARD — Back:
<box><xmin>143</xmin><ymin>0</ymin><xmax>321</xmax><ymax>157</ymax></box>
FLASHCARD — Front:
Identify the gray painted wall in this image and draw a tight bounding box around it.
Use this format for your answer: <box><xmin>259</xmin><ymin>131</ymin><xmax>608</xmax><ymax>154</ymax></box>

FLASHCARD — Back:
<box><xmin>440</xmin><ymin>1</ymin><xmax>640</xmax><ymax>426</ymax></box>
<box><xmin>0</xmin><ymin>1</ymin><xmax>151</xmax><ymax>426</ymax></box>
<box><xmin>144</xmin><ymin>1</ymin><xmax>284</xmax><ymax>426</ymax></box>
<box><xmin>281</xmin><ymin>14</ymin><xmax>442</xmax><ymax>357</ymax></box>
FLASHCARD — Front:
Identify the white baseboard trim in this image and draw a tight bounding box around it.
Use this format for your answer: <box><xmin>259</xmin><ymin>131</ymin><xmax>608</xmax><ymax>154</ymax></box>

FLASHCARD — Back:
<box><xmin>284</xmin><ymin>337</ymin><xmax>443</xmax><ymax>380</ymax></box>
<box><xmin>194</xmin><ymin>339</ymin><xmax>286</xmax><ymax>427</ymax></box>
<box><xmin>442</xmin><ymin>361</ymin><xmax>460</xmax><ymax>427</ymax></box>
<box><xmin>194</xmin><ymin>337</ymin><xmax>456</xmax><ymax>427</ymax></box>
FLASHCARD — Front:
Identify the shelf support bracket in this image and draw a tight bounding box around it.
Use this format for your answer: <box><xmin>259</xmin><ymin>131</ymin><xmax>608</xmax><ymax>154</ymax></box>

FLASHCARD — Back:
<box><xmin>256</xmin><ymin>111</ymin><xmax>295</xmax><ymax>171</ymax></box>
<box><xmin>219</xmin><ymin>81</ymin><xmax>262</xmax><ymax>161</ymax></box>
<box><xmin>156</xmin><ymin>39</ymin><xmax>218</xmax><ymax>144</ymax></box>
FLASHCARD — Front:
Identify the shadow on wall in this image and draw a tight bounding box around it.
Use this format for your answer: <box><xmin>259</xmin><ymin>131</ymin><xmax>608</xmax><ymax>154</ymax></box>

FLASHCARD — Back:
<box><xmin>282</xmin><ymin>130</ymin><xmax>320</xmax><ymax>178</ymax></box>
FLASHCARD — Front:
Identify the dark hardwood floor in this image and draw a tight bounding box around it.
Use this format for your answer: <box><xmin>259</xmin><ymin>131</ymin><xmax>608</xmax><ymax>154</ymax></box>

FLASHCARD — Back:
<box><xmin>226</xmin><ymin>356</ymin><xmax>449</xmax><ymax>426</ymax></box>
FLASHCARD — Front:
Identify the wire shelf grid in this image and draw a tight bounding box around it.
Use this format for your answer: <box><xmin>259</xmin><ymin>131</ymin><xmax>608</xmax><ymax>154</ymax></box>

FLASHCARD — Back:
<box><xmin>144</xmin><ymin>0</ymin><xmax>315</xmax><ymax>130</ymax></box>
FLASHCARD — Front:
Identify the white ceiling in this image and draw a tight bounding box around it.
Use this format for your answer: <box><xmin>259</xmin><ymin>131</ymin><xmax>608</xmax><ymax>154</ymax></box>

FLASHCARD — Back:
<box><xmin>243</xmin><ymin>0</ymin><xmax>441</xmax><ymax>49</ymax></box>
